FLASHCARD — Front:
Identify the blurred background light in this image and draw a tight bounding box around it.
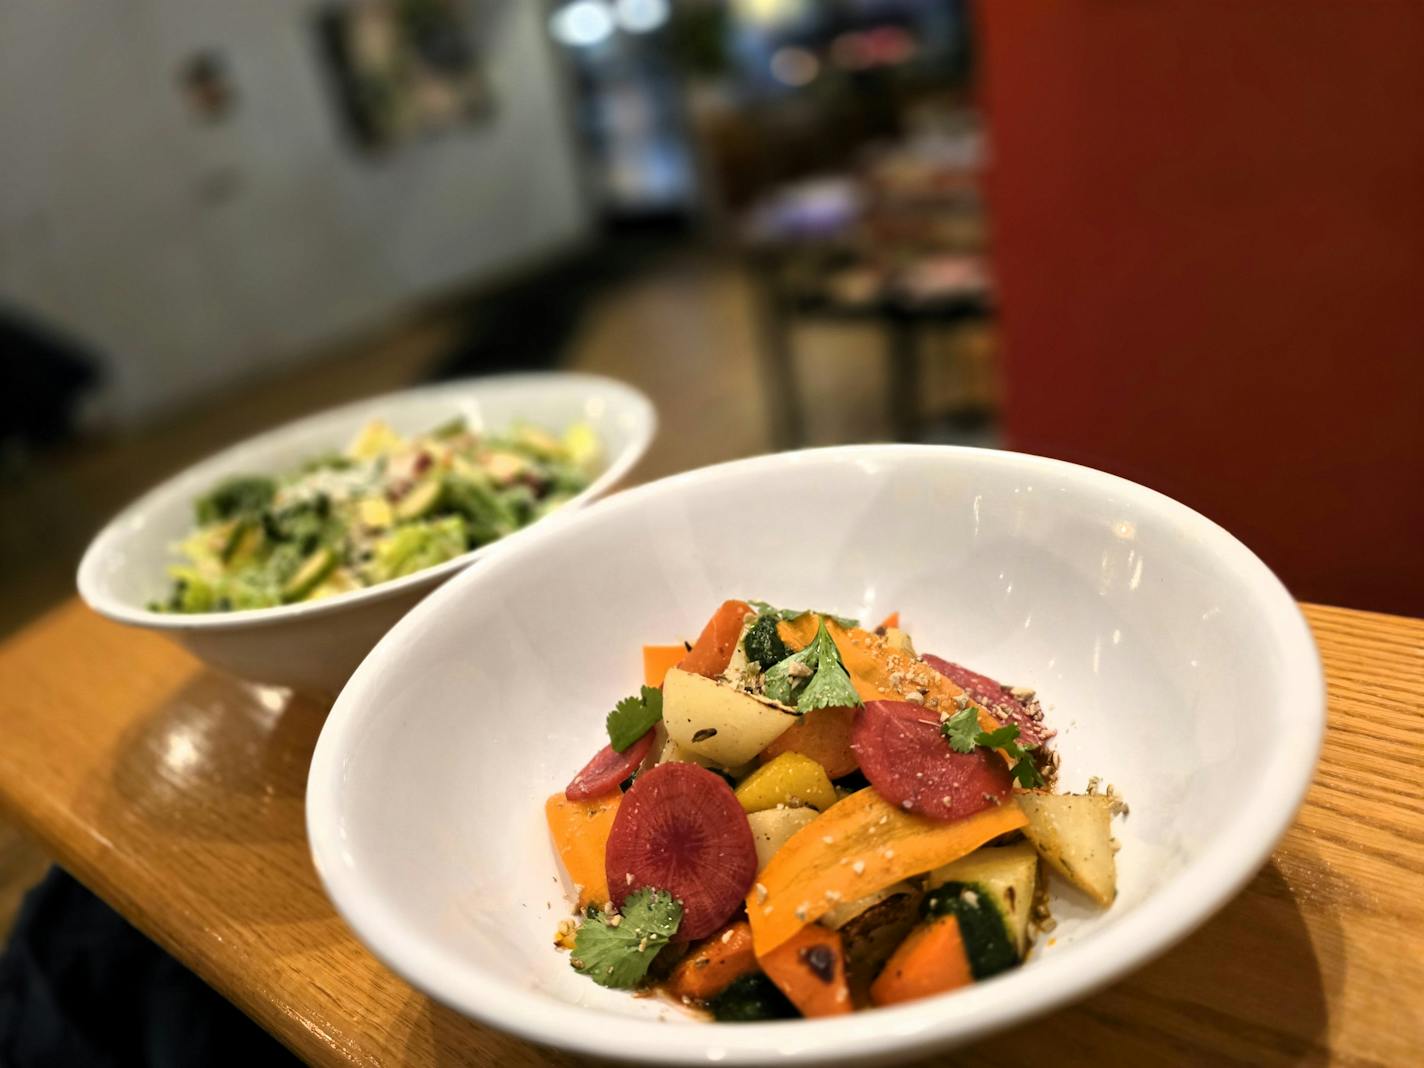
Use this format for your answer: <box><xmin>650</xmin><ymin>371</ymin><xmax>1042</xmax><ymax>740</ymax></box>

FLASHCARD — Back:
<box><xmin>768</xmin><ymin>45</ymin><xmax>818</xmax><ymax>88</ymax></box>
<box><xmin>550</xmin><ymin>0</ymin><xmax>615</xmax><ymax>49</ymax></box>
<box><xmin>615</xmin><ymin>0</ymin><xmax>670</xmax><ymax>35</ymax></box>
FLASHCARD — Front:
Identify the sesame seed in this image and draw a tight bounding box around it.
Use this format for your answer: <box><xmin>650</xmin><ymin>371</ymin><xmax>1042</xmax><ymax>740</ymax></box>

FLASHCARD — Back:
<box><xmin>609</xmin><ymin>914</ymin><xmax>622</xmax><ymax>927</ymax></box>
<box><xmin>852</xmin><ymin>860</ymin><xmax>866</xmax><ymax>875</ymax></box>
<box><xmin>883</xmin><ymin>848</ymin><xmax>895</xmax><ymax>860</ymax></box>
<box><xmin>821</xmin><ymin>835</ymin><xmax>834</xmax><ymax>844</ymax></box>
<box><xmin>755</xmin><ymin>882</ymin><xmax>769</xmax><ymax>902</ymax></box>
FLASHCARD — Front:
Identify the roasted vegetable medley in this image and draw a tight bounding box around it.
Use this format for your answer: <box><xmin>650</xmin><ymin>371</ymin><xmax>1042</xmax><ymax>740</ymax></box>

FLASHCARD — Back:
<box><xmin>546</xmin><ymin>600</ymin><xmax>1126</xmax><ymax>1018</ymax></box>
<box><xmin>155</xmin><ymin>418</ymin><xmax>598</xmax><ymax>613</ymax></box>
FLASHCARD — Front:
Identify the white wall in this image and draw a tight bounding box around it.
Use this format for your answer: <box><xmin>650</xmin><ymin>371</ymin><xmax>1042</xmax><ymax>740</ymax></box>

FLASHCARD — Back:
<box><xmin>0</xmin><ymin>0</ymin><xmax>588</xmax><ymax>426</ymax></box>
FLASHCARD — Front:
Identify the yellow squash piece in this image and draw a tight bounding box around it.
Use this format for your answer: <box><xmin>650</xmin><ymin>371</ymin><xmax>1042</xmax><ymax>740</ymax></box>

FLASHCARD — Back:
<box><xmin>735</xmin><ymin>753</ymin><xmax>838</xmax><ymax>814</ymax></box>
<box><xmin>746</xmin><ymin>787</ymin><xmax>1028</xmax><ymax>956</ymax></box>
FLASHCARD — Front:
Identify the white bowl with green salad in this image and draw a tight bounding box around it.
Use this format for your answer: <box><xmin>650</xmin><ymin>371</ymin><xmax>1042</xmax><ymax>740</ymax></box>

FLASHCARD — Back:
<box><xmin>77</xmin><ymin>373</ymin><xmax>655</xmax><ymax>696</ymax></box>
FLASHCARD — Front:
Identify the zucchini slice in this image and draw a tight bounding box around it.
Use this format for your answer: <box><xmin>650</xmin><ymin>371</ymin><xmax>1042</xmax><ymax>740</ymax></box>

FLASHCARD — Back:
<box><xmin>926</xmin><ymin>841</ymin><xmax>1037</xmax><ymax>954</ymax></box>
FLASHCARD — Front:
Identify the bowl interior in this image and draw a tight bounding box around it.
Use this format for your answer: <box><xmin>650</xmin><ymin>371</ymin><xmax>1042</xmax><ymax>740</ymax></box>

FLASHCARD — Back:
<box><xmin>310</xmin><ymin>446</ymin><xmax>1320</xmax><ymax>1063</ymax></box>
<box><xmin>80</xmin><ymin>374</ymin><xmax>653</xmax><ymax>617</ymax></box>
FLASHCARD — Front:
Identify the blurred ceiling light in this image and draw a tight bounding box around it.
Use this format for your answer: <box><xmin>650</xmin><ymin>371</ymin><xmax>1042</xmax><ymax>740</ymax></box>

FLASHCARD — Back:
<box><xmin>615</xmin><ymin>0</ymin><xmax>669</xmax><ymax>34</ymax></box>
<box><xmin>550</xmin><ymin>0</ymin><xmax>615</xmax><ymax>48</ymax></box>
<box><xmin>770</xmin><ymin>45</ymin><xmax>819</xmax><ymax>87</ymax></box>
<box><xmin>733</xmin><ymin>0</ymin><xmax>806</xmax><ymax>28</ymax></box>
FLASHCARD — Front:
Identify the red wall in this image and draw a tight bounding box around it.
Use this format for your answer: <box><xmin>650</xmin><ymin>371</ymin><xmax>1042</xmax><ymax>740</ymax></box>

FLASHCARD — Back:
<box><xmin>978</xmin><ymin>2</ymin><xmax>1424</xmax><ymax>616</ymax></box>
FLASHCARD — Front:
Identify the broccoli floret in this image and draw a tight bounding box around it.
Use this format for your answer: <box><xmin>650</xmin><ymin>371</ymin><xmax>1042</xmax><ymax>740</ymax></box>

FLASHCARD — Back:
<box><xmin>195</xmin><ymin>476</ymin><xmax>276</xmax><ymax>525</ymax></box>
<box><xmin>744</xmin><ymin>613</ymin><xmax>791</xmax><ymax>670</ymax></box>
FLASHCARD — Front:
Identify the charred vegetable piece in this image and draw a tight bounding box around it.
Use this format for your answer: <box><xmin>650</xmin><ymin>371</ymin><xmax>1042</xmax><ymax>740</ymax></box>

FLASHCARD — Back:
<box><xmin>821</xmin><ymin>883</ymin><xmax>923</xmax><ymax>1007</ymax></box>
<box><xmin>747</xmin><ymin>787</ymin><xmax>1027</xmax><ymax>956</ymax></box>
<box><xmin>708</xmin><ymin>973</ymin><xmax>797</xmax><ymax>1022</ymax></box>
<box><xmin>922</xmin><ymin>883</ymin><xmax>1018</xmax><ymax>980</ymax></box>
<box><xmin>758</xmin><ymin>924</ymin><xmax>852</xmax><ymax>1017</ymax></box>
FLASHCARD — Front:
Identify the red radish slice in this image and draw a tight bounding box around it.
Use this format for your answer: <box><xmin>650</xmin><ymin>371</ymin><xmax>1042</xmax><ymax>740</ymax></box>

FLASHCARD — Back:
<box><xmin>605</xmin><ymin>763</ymin><xmax>757</xmax><ymax>940</ymax></box>
<box><xmin>850</xmin><ymin>700</ymin><xmax>1013</xmax><ymax>822</ymax></box>
<box><xmin>922</xmin><ymin>654</ymin><xmax>1054</xmax><ymax>748</ymax></box>
<box><xmin>565</xmin><ymin>730</ymin><xmax>655</xmax><ymax>801</ymax></box>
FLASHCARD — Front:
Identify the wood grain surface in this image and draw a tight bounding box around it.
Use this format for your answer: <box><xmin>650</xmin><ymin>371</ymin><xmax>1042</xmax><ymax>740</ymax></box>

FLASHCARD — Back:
<box><xmin>0</xmin><ymin>599</ymin><xmax>1419</xmax><ymax>1067</ymax></box>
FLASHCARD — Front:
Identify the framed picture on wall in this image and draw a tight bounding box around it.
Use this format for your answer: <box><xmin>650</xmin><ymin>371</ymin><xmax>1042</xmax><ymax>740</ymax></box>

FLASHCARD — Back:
<box><xmin>315</xmin><ymin>0</ymin><xmax>493</xmax><ymax>153</ymax></box>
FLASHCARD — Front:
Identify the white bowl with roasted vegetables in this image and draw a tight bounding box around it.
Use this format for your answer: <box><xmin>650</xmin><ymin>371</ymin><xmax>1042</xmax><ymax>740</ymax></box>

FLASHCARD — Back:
<box><xmin>306</xmin><ymin>445</ymin><xmax>1323</xmax><ymax>1064</ymax></box>
<box><xmin>77</xmin><ymin>373</ymin><xmax>655</xmax><ymax>695</ymax></box>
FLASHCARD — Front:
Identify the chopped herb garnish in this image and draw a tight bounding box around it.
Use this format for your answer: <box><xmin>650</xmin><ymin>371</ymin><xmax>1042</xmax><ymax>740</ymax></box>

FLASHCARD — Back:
<box><xmin>571</xmin><ymin>888</ymin><xmax>682</xmax><ymax>989</ymax></box>
<box><xmin>763</xmin><ymin>617</ymin><xmax>863</xmax><ymax>712</ymax></box>
<box><xmin>606</xmin><ymin>686</ymin><xmax>663</xmax><ymax>752</ymax></box>
<box><xmin>747</xmin><ymin>600</ymin><xmax>858</xmax><ymax>630</ymax></box>
<box><xmin>942</xmin><ymin>706</ymin><xmax>1045</xmax><ymax>788</ymax></box>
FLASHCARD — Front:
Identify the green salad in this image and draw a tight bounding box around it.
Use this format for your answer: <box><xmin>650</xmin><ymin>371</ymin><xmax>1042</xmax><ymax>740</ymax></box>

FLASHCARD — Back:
<box><xmin>155</xmin><ymin>417</ymin><xmax>599</xmax><ymax>613</ymax></box>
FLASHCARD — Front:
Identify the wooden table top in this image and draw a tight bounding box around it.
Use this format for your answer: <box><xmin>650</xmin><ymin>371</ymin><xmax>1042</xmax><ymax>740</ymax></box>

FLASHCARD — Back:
<box><xmin>0</xmin><ymin>599</ymin><xmax>1420</xmax><ymax>1066</ymax></box>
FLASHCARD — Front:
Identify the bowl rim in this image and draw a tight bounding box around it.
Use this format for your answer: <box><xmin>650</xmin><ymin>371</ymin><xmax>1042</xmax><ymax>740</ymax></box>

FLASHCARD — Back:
<box><xmin>75</xmin><ymin>372</ymin><xmax>656</xmax><ymax>632</ymax></box>
<box><xmin>307</xmin><ymin>444</ymin><xmax>1324</xmax><ymax>1065</ymax></box>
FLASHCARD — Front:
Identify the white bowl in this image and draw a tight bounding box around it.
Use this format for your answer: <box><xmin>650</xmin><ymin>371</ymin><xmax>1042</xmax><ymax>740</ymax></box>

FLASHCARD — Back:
<box><xmin>77</xmin><ymin>373</ymin><xmax>655</xmax><ymax>696</ymax></box>
<box><xmin>307</xmin><ymin>445</ymin><xmax>1323</xmax><ymax>1065</ymax></box>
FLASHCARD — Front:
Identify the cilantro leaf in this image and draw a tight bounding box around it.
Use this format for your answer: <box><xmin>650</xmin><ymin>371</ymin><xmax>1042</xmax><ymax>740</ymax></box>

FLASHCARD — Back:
<box><xmin>1010</xmin><ymin>753</ymin><xmax>1045</xmax><ymax>789</ymax></box>
<box><xmin>763</xmin><ymin>618</ymin><xmax>863</xmax><ymax>711</ymax></box>
<box><xmin>942</xmin><ymin>705</ymin><xmax>982</xmax><ymax>753</ymax></box>
<box><xmin>747</xmin><ymin>600</ymin><xmax>859</xmax><ymax>630</ymax></box>
<box><xmin>976</xmin><ymin>725</ymin><xmax>1021</xmax><ymax>750</ymax></box>
<box><xmin>941</xmin><ymin>710</ymin><xmax>1046</xmax><ymax>788</ymax></box>
<box><xmin>762</xmin><ymin>640</ymin><xmax>816</xmax><ymax>706</ymax></box>
<box><xmin>796</xmin><ymin>620</ymin><xmax>862</xmax><ymax>712</ymax></box>
<box><xmin>571</xmin><ymin>888</ymin><xmax>682</xmax><ymax>989</ymax></box>
<box><xmin>606</xmin><ymin>686</ymin><xmax>663</xmax><ymax>752</ymax></box>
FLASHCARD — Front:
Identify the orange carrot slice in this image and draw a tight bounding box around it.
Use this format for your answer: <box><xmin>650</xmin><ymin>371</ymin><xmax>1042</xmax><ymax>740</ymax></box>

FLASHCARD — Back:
<box><xmin>545</xmin><ymin>792</ymin><xmax>620</xmax><ymax>910</ymax></box>
<box><xmin>679</xmin><ymin>600</ymin><xmax>753</xmax><ymax>678</ymax></box>
<box><xmin>869</xmin><ymin>914</ymin><xmax>973</xmax><ymax>1006</ymax></box>
<box><xmin>665</xmin><ymin>920</ymin><xmax>758</xmax><ymax>1002</ymax></box>
<box><xmin>759</xmin><ymin>924</ymin><xmax>852</xmax><ymax>1017</ymax></box>
<box><xmin>758</xmin><ymin>706</ymin><xmax>859</xmax><ymax>779</ymax></box>
<box><xmin>746</xmin><ymin>787</ymin><xmax>1026</xmax><ymax>956</ymax></box>
<box><xmin>642</xmin><ymin>644</ymin><xmax>686</xmax><ymax>688</ymax></box>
